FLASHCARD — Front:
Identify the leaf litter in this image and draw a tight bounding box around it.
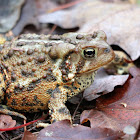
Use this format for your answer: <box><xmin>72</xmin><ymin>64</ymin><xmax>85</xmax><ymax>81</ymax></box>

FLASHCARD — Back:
<box><xmin>81</xmin><ymin>67</ymin><xmax>140</xmax><ymax>132</ymax></box>
<box><xmin>37</xmin><ymin>120</ymin><xmax>124</xmax><ymax>140</ymax></box>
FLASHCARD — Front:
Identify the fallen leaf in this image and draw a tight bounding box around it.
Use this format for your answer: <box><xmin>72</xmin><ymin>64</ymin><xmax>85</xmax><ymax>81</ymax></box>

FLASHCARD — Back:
<box><xmin>129</xmin><ymin>66</ymin><xmax>140</xmax><ymax>77</ymax></box>
<box><xmin>38</xmin><ymin>0</ymin><xmax>131</xmax><ymax>29</ymax></box>
<box><xmin>22</xmin><ymin>130</ymin><xmax>37</xmax><ymax>140</ymax></box>
<box><xmin>37</xmin><ymin>120</ymin><xmax>123</xmax><ymax>140</ymax></box>
<box><xmin>12</xmin><ymin>0</ymin><xmax>39</xmax><ymax>35</ymax></box>
<box><xmin>0</xmin><ymin>115</ymin><xmax>16</xmax><ymax>129</ymax></box>
<box><xmin>81</xmin><ymin>67</ymin><xmax>140</xmax><ymax>131</ymax></box>
<box><xmin>38</xmin><ymin>0</ymin><xmax>140</xmax><ymax>60</ymax></box>
<box><xmin>0</xmin><ymin>0</ymin><xmax>25</xmax><ymax>33</ymax></box>
<box><xmin>80</xmin><ymin>6</ymin><xmax>140</xmax><ymax>61</ymax></box>
<box><xmin>36</xmin><ymin>0</ymin><xmax>59</xmax><ymax>14</ymax></box>
<box><xmin>84</xmin><ymin>68</ymin><xmax>129</xmax><ymax>101</ymax></box>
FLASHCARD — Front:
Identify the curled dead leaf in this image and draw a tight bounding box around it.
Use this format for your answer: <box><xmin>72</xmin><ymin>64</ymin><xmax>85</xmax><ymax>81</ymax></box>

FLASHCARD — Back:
<box><xmin>0</xmin><ymin>115</ymin><xmax>16</xmax><ymax>129</ymax></box>
<box><xmin>37</xmin><ymin>120</ymin><xmax>123</xmax><ymax>140</ymax></box>
<box><xmin>84</xmin><ymin>68</ymin><xmax>129</xmax><ymax>101</ymax></box>
<box><xmin>22</xmin><ymin>130</ymin><xmax>37</xmax><ymax>140</ymax></box>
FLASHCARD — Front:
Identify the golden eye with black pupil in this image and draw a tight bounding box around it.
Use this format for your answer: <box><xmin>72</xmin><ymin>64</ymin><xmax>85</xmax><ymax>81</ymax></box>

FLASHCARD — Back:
<box><xmin>83</xmin><ymin>48</ymin><xmax>95</xmax><ymax>58</ymax></box>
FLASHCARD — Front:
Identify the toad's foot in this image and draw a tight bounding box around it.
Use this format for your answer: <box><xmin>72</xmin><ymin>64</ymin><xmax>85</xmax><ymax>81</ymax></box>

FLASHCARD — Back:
<box><xmin>104</xmin><ymin>50</ymin><xmax>134</xmax><ymax>75</ymax></box>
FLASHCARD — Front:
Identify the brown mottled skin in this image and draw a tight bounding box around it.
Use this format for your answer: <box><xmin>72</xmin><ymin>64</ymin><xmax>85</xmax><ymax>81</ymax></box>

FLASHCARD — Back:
<box><xmin>0</xmin><ymin>31</ymin><xmax>115</xmax><ymax>122</ymax></box>
<box><xmin>104</xmin><ymin>50</ymin><xmax>134</xmax><ymax>75</ymax></box>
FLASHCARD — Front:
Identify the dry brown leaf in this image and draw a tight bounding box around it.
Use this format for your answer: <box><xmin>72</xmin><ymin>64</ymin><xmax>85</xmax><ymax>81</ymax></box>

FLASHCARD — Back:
<box><xmin>22</xmin><ymin>130</ymin><xmax>37</xmax><ymax>140</ymax></box>
<box><xmin>38</xmin><ymin>0</ymin><xmax>140</xmax><ymax>60</ymax></box>
<box><xmin>80</xmin><ymin>6</ymin><xmax>140</xmax><ymax>61</ymax></box>
<box><xmin>84</xmin><ymin>68</ymin><xmax>129</xmax><ymax>101</ymax></box>
<box><xmin>80</xmin><ymin>67</ymin><xmax>140</xmax><ymax>131</ymax></box>
<box><xmin>0</xmin><ymin>115</ymin><xmax>16</xmax><ymax>129</ymax></box>
<box><xmin>37</xmin><ymin>120</ymin><xmax>123</xmax><ymax>140</ymax></box>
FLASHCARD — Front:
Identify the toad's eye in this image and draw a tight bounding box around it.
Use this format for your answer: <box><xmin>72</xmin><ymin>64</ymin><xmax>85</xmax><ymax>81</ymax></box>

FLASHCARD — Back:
<box><xmin>83</xmin><ymin>48</ymin><xmax>96</xmax><ymax>58</ymax></box>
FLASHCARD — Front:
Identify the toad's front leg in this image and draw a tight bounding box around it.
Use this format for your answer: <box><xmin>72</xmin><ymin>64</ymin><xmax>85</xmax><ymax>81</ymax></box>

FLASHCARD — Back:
<box><xmin>48</xmin><ymin>87</ymin><xmax>72</xmax><ymax>123</ymax></box>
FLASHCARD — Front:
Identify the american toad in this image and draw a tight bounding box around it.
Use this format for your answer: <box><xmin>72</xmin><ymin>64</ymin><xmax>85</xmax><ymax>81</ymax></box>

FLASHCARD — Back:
<box><xmin>0</xmin><ymin>31</ymin><xmax>114</xmax><ymax>122</ymax></box>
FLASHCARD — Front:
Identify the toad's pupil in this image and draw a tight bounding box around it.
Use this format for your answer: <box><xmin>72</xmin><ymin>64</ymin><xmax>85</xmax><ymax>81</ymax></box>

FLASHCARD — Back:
<box><xmin>84</xmin><ymin>49</ymin><xmax>95</xmax><ymax>58</ymax></box>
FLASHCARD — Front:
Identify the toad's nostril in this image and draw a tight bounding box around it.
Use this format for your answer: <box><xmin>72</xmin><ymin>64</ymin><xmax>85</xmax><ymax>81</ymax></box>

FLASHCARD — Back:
<box><xmin>104</xmin><ymin>48</ymin><xmax>110</xmax><ymax>53</ymax></box>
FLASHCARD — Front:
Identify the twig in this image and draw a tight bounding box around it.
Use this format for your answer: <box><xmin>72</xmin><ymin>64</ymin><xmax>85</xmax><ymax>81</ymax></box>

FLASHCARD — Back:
<box><xmin>49</xmin><ymin>0</ymin><xmax>86</xmax><ymax>13</ymax></box>
<box><xmin>134</xmin><ymin>121</ymin><xmax>140</xmax><ymax>140</ymax></box>
<box><xmin>48</xmin><ymin>25</ymin><xmax>57</xmax><ymax>35</ymax></box>
<box><xmin>72</xmin><ymin>96</ymin><xmax>83</xmax><ymax>121</ymax></box>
